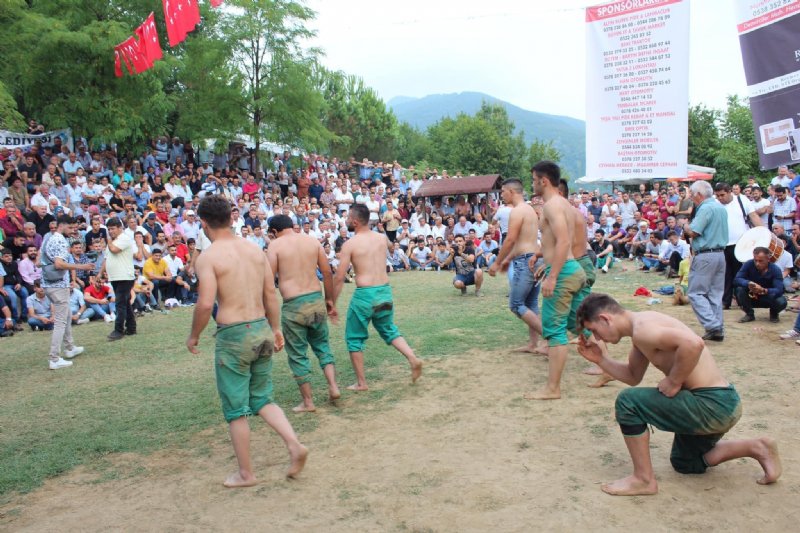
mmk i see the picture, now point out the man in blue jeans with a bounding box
[26,281,55,331]
[488,179,546,354]
[1,247,29,329]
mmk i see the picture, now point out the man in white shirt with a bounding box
[31,183,60,210]
[180,210,201,240]
[771,165,792,188]
[750,186,771,226]
[409,239,433,270]
[100,217,135,340]
[334,187,354,215]
[772,186,797,234]
[714,182,763,309]
[62,153,84,176]
[430,217,447,241]
[408,173,423,196]
[618,192,638,228]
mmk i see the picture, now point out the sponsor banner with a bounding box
[585,0,689,180]
[0,129,74,152]
[737,0,800,169]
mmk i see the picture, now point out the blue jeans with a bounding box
[409,258,431,269]
[70,303,95,321]
[642,257,663,270]
[89,302,116,318]
[476,254,496,268]
[3,285,28,320]
[508,254,540,317]
[28,317,54,330]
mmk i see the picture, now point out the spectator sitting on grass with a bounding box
[69,286,93,325]
[26,281,54,331]
[387,241,410,272]
[592,229,615,273]
[84,274,116,323]
[476,232,498,269]
[433,241,452,271]
[409,238,433,270]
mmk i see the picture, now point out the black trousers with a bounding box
[111,279,136,334]
[723,245,741,308]
[667,251,682,271]
[734,287,787,318]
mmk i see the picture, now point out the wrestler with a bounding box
[187,195,307,488]
[576,293,781,496]
[267,214,340,413]
[332,204,422,391]
[526,162,587,400]
[488,179,546,355]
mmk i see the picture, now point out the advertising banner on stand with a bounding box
[586,0,690,180]
[737,0,800,170]
[0,128,74,152]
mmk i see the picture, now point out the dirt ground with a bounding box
[2,302,798,532]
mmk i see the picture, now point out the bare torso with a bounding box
[344,230,391,287]
[267,233,324,300]
[509,202,540,257]
[540,195,576,265]
[571,208,590,258]
[631,311,728,390]
[200,237,267,324]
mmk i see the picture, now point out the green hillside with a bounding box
[389,92,586,179]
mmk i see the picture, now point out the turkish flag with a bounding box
[114,50,123,77]
[163,0,201,47]
[115,36,149,75]
[135,12,163,67]
[210,0,224,7]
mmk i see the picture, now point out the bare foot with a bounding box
[755,438,782,485]
[601,475,658,496]
[583,364,603,375]
[588,373,615,388]
[411,359,423,383]
[292,402,316,413]
[329,385,341,402]
[523,388,561,400]
[346,383,369,392]
[287,444,308,479]
[513,344,549,356]
[223,472,258,488]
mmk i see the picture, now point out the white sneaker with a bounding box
[76,318,90,325]
[49,357,73,370]
[104,314,113,323]
[602,264,609,273]
[109,313,116,322]
[64,346,84,359]
[779,329,800,340]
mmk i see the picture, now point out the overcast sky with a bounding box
[307,0,746,120]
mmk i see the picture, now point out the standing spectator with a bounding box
[100,217,135,340]
[618,192,638,228]
[1,247,28,325]
[714,182,763,309]
[381,202,401,242]
[771,165,791,188]
[772,186,796,235]
[681,181,728,342]
[40,215,95,369]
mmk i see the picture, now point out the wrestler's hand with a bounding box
[186,335,200,354]
[577,334,604,364]
[500,258,511,273]
[528,255,537,272]
[326,300,339,324]
[541,275,555,298]
[657,376,681,398]
[273,330,285,352]
[533,263,546,281]
[487,262,499,277]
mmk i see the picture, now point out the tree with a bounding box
[528,140,562,170]
[688,104,721,169]
[221,0,330,170]
[0,80,24,130]
[395,122,430,167]
[714,96,768,185]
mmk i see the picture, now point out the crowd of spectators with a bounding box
[1,126,798,339]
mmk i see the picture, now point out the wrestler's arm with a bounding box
[578,336,649,385]
[317,244,338,322]
[640,326,702,397]
[332,241,352,305]
[262,255,284,351]
[493,208,520,266]
[187,254,215,354]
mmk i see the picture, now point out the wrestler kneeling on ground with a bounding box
[575,293,781,496]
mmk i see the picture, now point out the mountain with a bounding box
[388,92,586,179]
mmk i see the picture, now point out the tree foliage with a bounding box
[687,104,721,170]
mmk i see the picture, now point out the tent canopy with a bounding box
[414,174,504,198]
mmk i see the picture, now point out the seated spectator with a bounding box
[18,244,41,292]
[641,231,666,272]
[774,248,795,293]
[443,235,483,296]
[1,247,28,326]
[476,232,498,269]
[68,241,95,289]
[673,254,692,306]
[2,233,28,260]
[409,239,433,270]
[658,230,690,278]
[143,247,176,309]
[592,229,615,273]
[627,221,651,258]
[164,243,194,304]
[733,247,786,323]
[21,222,42,250]
[69,286,93,325]
[132,265,157,313]
[433,241,452,271]
[84,275,116,323]
[387,241,410,272]
[26,281,54,331]
[0,291,14,336]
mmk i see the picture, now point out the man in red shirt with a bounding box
[170,232,189,262]
[84,275,116,322]
[296,171,311,200]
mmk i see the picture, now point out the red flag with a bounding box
[115,36,149,75]
[210,0,224,7]
[114,50,123,77]
[135,12,163,67]
[163,0,201,47]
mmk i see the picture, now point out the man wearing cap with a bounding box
[142,212,163,243]
[163,211,185,239]
[180,210,201,240]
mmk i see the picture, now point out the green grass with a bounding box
[0,266,660,497]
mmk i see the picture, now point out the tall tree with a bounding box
[688,104,721,169]
[714,96,768,185]
[528,140,562,172]
[221,0,329,170]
